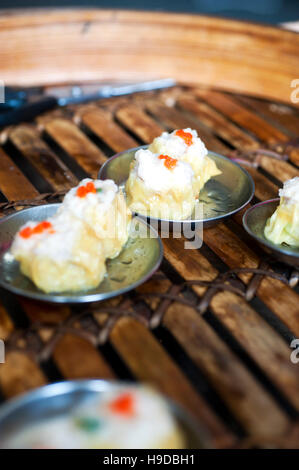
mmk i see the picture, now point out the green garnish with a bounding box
[74,416,102,433]
[96,188,102,193]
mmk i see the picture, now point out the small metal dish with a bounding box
[98,145,255,229]
[243,199,299,268]
[0,204,163,303]
[0,379,209,449]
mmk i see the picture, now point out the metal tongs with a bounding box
[0,78,176,127]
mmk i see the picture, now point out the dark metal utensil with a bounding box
[0,78,176,127]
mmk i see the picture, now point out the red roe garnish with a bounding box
[109,392,135,417]
[76,186,88,198]
[32,221,52,235]
[158,154,177,170]
[19,221,54,239]
[85,182,96,193]
[175,129,193,146]
[76,181,96,198]
[19,227,32,239]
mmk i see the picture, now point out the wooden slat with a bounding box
[244,166,278,201]
[0,302,14,340]
[9,125,77,190]
[135,273,171,310]
[0,148,38,200]
[116,104,163,143]
[163,238,299,411]
[44,118,107,178]
[110,316,235,447]
[20,299,70,325]
[179,93,298,184]
[0,352,47,399]
[80,107,138,153]
[177,95,257,150]
[20,300,115,381]
[164,302,289,438]
[237,95,299,138]
[203,223,299,335]
[137,275,291,438]
[145,99,228,154]
[258,155,298,182]
[194,89,287,144]
[53,334,115,380]
[194,89,299,167]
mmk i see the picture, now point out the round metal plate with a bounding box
[98,146,255,228]
[0,204,163,303]
[0,379,208,449]
[243,199,299,268]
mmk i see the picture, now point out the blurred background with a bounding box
[0,0,299,26]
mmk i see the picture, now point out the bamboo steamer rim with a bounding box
[0,8,298,105]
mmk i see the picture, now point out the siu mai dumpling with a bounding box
[59,179,132,259]
[149,128,221,194]
[264,177,299,247]
[11,212,106,293]
[125,148,197,220]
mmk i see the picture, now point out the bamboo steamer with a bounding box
[0,9,298,104]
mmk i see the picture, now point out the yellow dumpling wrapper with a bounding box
[60,179,131,259]
[12,215,106,293]
[11,179,132,294]
[126,168,197,220]
[149,128,221,195]
[183,154,221,194]
[264,200,299,247]
[125,149,198,220]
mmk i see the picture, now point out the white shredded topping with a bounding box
[133,148,194,193]
[279,177,299,204]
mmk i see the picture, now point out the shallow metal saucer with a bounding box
[0,379,209,449]
[98,145,255,229]
[243,198,299,268]
[0,204,163,303]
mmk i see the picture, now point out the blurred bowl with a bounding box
[0,379,210,449]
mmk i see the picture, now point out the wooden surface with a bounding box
[0,85,299,448]
[0,9,299,105]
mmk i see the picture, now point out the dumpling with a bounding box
[11,212,106,293]
[125,148,197,220]
[149,128,221,194]
[2,385,186,449]
[11,179,132,293]
[264,177,299,246]
[59,179,132,259]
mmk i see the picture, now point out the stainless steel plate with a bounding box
[243,199,299,268]
[0,204,163,303]
[0,380,208,449]
[98,146,255,228]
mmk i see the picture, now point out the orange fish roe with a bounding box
[109,392,135,417]
[158,154,177,170]
[85,181,96,193]
[19,221,54,239]
[76,181,96,198]
[32,221,52,235]
[19,227,32,239]
[175,129,193,146]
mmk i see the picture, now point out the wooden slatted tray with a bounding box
[0,83,299,448]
